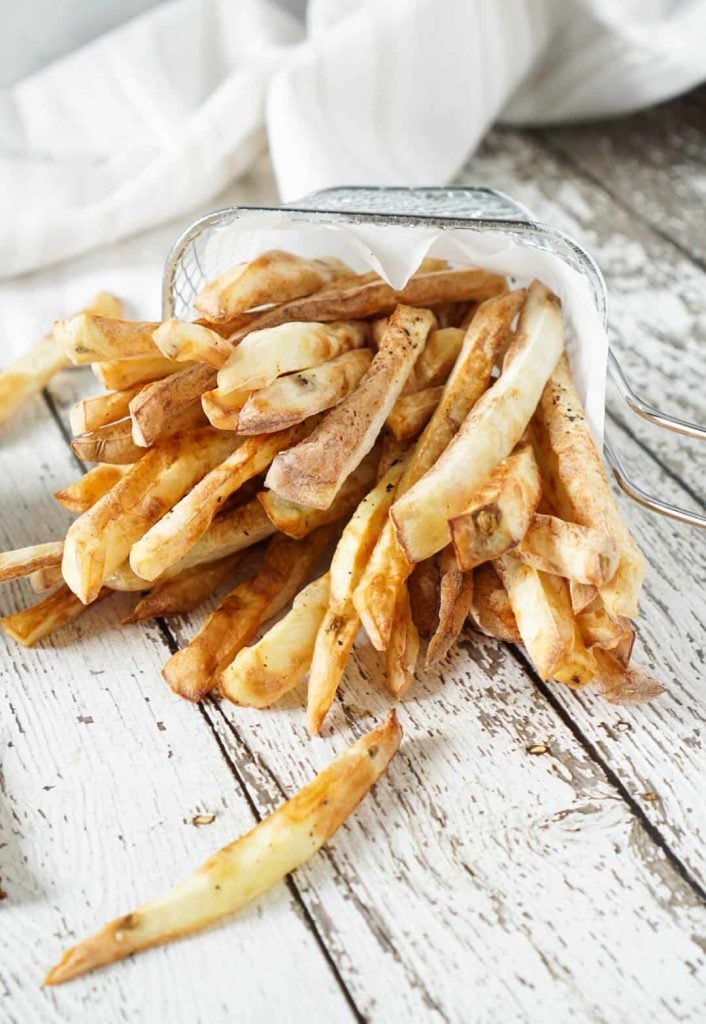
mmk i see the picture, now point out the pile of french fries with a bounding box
[1,249,663,725]
[0,249,665,981]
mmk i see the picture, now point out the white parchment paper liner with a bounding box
[200,213,608,443]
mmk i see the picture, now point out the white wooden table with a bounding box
[1,88,705,1024]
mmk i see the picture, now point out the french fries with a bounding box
[307,459,406,734]
[152,320,235,368]
[353,289,525,650]
[236,349,373,435]
[425,548,474,666]
[216,320,369,394]
[200,386,250,431]
[570,579,598,614]
[266,305,434,509]
[408,558,441,638]
[449,442,541,570]
[71,417,146,465]
[258,453,377,539]
[385,587,420,697]
[1,585,108,647]
[0,293,122,426]
[469,563,521,643]
[45,712,401,985]
[129,421,313,582]
[195,250,351,322]
[386,386,443,442]
[591,649,665,705]
[391,282,563,563]
[518,514,619,586]
[163,528,333,701]
[70,384,143,435]
[576,600,633,654]
[412,327,465,388]
[495,551,596,686]
[219,573,330,707]
[0,541,64,583]
[124,555,242,624]
[63,428,240,604]
[92,353,186,392]
[129,364,216,447]
[532,352,646,618]
[57,316,161,365]
[54,464,130,513]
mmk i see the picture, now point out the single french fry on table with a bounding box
[54,464,130,513]
[354,288,525,651]
[425,548,474,667]
[124,554,243,624]
[258,452,377,539]
[495,550,596,686]
[518,513,619,586]
[0,292,122,426]
[129,420,314,582]
[0,541,65,584]
[216,321,369,394]
[236,349,373,435]
[195,250,351,322]
[468,563,521,644]
[29,564,64,593]
[70,384,143,435]
[1,586,109,647]
[219,573,330,708]
[532,352,645,618]
[391,281,563,565]
[62,428,240,605]
[163,527,334,702]
[307,458,406,735]
[266,305,435,510]
[449,441,541,570]
[385,586,420,698]
[45,711,401,985]
[93,353,187,392]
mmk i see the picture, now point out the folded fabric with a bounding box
[0,0,703,277]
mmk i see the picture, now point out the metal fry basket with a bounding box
[163,186,705,529]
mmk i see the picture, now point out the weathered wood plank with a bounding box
[0,398,353,1024]
[458,125,706,501]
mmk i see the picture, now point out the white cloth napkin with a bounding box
[1,0,704,280]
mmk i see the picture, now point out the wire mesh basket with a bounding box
[163,186,705,529]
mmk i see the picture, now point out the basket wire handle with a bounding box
[608,351,706,441]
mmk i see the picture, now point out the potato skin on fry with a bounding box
[425,548,474,666]
[386,586,420,697]
[0,541,64,584]
[1,586,109,647]
[469,563,520,644]
[45,711,401,985]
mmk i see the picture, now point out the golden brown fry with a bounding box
[152,320,235,368]
[591,649,664,705]
[130,421,313,582]
[449,442,541,570]
[29,564,64,593]
[386,386,443,442]
[576,600,633,654]
[236,349,373,435]
[57,316,161,365]
[1,585,109,647]
[200,386,250,430]
[385,587,419,698]
[219,574,330,708]
[425,548,473,666]
[45,711,401,985]
[469,563,520,644]
[408,557,441,639]
[93,354,187,392]
[129,364,216,447]
[533,352,645,618]
[228,267,506,344]
[266,305,434,510]
[307,601,360,736]
[124,555,242,624]
[392,282,562,563]
[518,513,619,586]
[0,541,64,583]
[54,464,130,513]
[195,250,350,322]
[570,580,598,615]
[63,428,240,604]
[353,289,525,650]
[258,453,377,540]
[71,417,145,465]
[0,293,122,425]
[69,385,143,435]
[163,527,334,702]
[217,321,368,394]
[495,550,596,686]
[413,327,465,388]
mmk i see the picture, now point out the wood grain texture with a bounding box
[1,91,705,1023]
